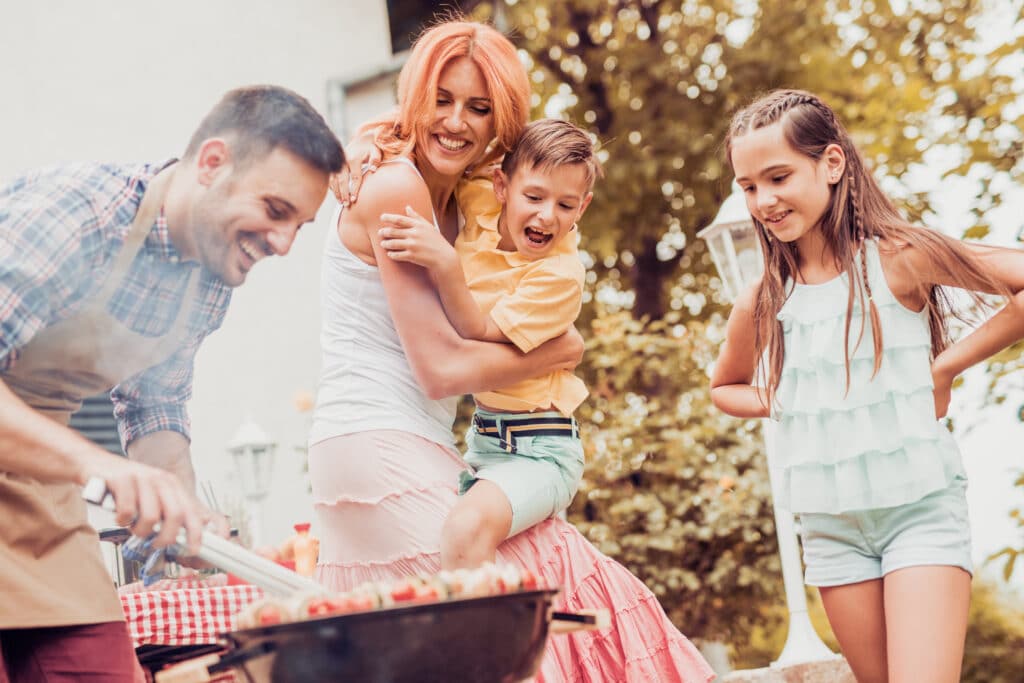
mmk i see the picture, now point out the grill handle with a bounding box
[548,608,611,634]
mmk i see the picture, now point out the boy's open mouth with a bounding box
[525,227,553,245]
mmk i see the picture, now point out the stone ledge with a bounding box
[720,659,855,683]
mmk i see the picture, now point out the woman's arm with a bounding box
[345,165,582,400]
[709,283,771,418]
[378,206,508,343]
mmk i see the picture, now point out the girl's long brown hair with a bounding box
[724,89,1006,409]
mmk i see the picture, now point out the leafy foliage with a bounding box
[455,0,1024,657]
[961,580,1024,683]
[987,469,1024,582]
[569,309,781,642]
[494,0,1024,320]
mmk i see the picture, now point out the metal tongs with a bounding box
[82,476,325,597]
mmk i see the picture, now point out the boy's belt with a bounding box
[472,414,579,454]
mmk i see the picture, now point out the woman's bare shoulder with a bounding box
[350,159,431,219]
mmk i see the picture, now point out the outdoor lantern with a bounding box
[699,188,837,668]
[697,185,763,302]
[227,418,277,545]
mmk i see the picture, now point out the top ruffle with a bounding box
[771,239,963,513]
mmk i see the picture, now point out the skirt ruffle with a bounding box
[310,430,714,682]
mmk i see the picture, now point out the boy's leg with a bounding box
[441,480,513,569]
[819,580,888,683]
[883,566,970,683]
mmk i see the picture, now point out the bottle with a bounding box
[291,522,320,577]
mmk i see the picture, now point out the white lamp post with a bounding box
[227,418,277,547]
[699,186,837,667]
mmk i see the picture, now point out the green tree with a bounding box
[961,580,1024,683]
[572,309,781,644]
[498,0,1024,321]
[461,0,1024,659]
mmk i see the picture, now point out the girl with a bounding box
[710,88,1024,682]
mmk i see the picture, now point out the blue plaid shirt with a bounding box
[0,161,232,447]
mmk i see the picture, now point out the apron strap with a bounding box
[93,165,177,303]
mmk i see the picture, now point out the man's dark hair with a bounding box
[184,85,345,174]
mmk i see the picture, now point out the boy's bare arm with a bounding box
[430,260,511,343]
[378,206,509,343]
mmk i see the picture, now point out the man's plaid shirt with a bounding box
[0,161,232,447]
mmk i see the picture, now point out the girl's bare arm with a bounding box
[710,283,772,418]
[920,242,1024,381]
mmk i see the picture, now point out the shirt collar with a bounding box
[141,160,185,264]
[474,202,502,235]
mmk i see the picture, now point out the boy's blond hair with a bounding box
[500,119,603,189]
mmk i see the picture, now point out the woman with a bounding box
[308,20,714,682]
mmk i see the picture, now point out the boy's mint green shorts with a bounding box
[459,408,584,538]
[797,475,972,587]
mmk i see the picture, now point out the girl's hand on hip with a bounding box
[379,206,458,273]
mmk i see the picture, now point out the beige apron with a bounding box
[0,165,201,628]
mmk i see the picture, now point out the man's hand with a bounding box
[379,206,459,274]
[81,450,207,555]
[120,430,217,555]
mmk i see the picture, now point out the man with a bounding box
[0,85,344,680]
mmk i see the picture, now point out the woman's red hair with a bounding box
[360,20,531,170]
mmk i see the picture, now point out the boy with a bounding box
[379,119,601,568]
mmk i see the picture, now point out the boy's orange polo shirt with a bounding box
[455,177,587,416]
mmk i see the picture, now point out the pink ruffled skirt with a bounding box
[309,430,714,683]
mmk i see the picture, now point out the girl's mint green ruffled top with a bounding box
[773,238,964,514]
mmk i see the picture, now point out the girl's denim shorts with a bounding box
[797,475,972,587]
[459,408,584,538]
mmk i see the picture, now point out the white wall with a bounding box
[0,0,394,546]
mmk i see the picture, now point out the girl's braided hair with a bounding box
[724,89,1004,410]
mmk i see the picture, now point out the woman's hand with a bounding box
[379,206,459,274]
[330,131,384,206]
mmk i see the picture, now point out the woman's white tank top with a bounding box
[308,157,458,449]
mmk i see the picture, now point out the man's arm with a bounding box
[113,328,233,541]
[0,379,207,551]
[112,312,225,494]
[0,167,209,551]
[125,430,196,492]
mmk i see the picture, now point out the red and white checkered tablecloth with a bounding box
[118,571,232,594]
[120,584,265,648]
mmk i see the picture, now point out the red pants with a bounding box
[0,621,144,682]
